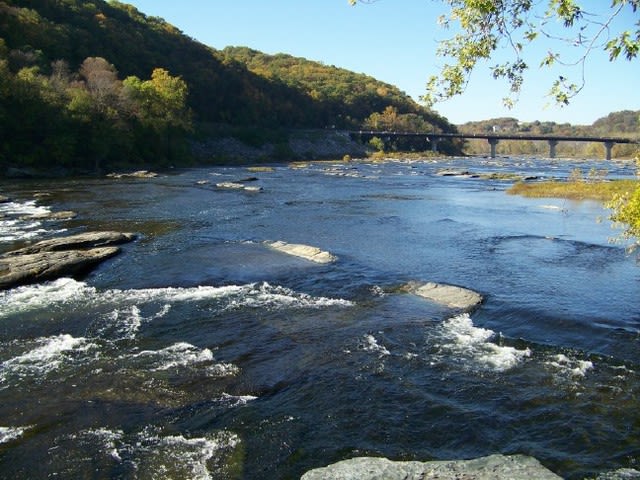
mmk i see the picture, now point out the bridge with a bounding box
[348,130,639,160]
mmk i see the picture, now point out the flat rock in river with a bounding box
[5,231,136,256]
[20,210,77,221]
[264,240,336,264]
[301,454,562,480]
[0,247,121,289]
[405,281,482,310]
[0,231,136,289]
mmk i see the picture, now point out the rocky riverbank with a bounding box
[191,129,369,163]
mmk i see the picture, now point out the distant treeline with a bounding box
[458,113,640,158]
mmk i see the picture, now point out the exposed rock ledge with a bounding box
[0,231,136,289]
[404,281,483,310]
[106,170,158,179]
[264,240,336,264]
[301,454,562,480]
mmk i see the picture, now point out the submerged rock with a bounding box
[301,454,562,480]
[216,181,245,189]
[264,240,336,264]
[107,170,158,179]
[216,181,263,192]
[0,231,136,289]
[405,281,482,310]
[20,210,77,221]
[436,169,471,177]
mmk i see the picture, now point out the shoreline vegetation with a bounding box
[508,178,640,202]
[507,165,640,247]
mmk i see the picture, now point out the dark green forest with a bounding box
[0,0,454,174]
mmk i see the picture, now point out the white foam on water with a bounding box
[237,282,354,310]
[132,342,213,370]
[89,303,172,343]
[105,284,249,305]
[219,392,258,407]
[137,430,240,480]
[0,200,66,242]
[83,428,125,462]
[361,334,390,357]
[0,425,31,444]
[434,313,531,372]
[0,278,97,318]
[129,342,239,377]
[0,200,50,217]
[1,279,352,320]
[0,334,98,385]
[545,353,593,383]
[79,428,240,478]
[103,306,144,342]
[206,362,241,377]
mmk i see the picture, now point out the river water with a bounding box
[0,157,638,479]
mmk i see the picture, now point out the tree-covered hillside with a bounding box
[0,0,453,128]
[458,111,639,157]
[458,111,640,137]
[0,0,457,173]
[221,47,453,132]
[0,0,314,126]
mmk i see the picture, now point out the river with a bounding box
[0,156,638,479]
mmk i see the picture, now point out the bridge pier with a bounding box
[488,138,499,158]
[430,137,438,153]
[548,140,559,158]
[604,141,614,161]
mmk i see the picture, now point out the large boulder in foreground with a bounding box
[264,240,336,264]
[404,281,483,310]
[0,231,136,289]
[301,454,562,480]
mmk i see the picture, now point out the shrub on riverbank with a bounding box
[507,179,639,202]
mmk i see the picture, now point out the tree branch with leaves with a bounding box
[350,0,639,108]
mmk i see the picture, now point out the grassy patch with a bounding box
[507,179,640,202]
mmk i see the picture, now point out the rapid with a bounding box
[0,156,638,479]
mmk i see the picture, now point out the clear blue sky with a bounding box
[123,0,638,125]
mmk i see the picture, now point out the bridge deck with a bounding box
[348,130,638,160]
[349,130,638,144]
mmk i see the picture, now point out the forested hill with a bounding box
[458,111,640,137]
[0,0,449,129]
[457,111,639,157]
[0,0,457,173]
[221,47,453,132]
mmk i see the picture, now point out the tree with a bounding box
[350,0,638,107]
[123,68,192,164]
[608,155,640,250]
